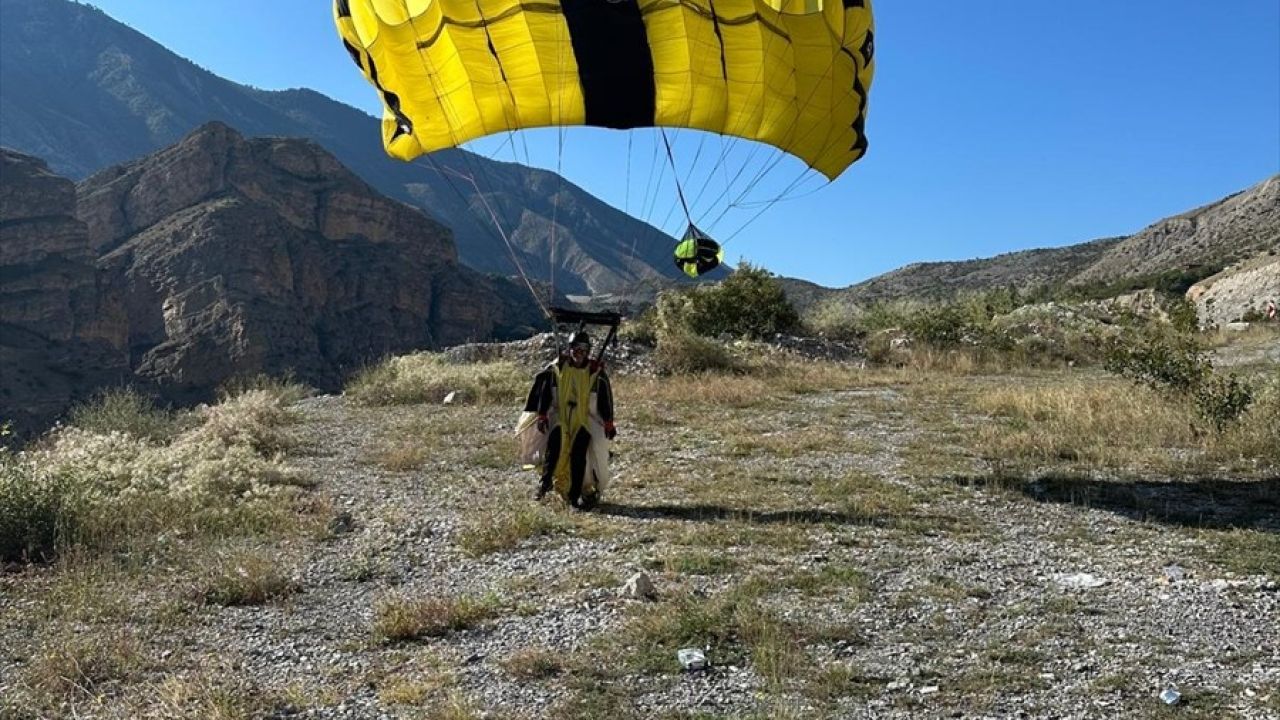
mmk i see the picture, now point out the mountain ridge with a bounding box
[779,175,1278,316]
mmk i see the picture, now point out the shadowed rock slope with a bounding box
[1,124,547,432]
[74,122,546,404]
[0,149,128,434]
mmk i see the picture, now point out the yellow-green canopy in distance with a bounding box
[334,0,875,180]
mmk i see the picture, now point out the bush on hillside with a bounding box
[801,296,864,341]
[1104,328,1254,431]
[619,307,659,345]
[3,383,307,565]
[653,328,741,375]
[674,263,800,340]
[1104,329,1210,395]
[218,372,312,405]
[0,456,82,563]
[1214,374,1280,462]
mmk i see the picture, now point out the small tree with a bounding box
[683,262,800,340]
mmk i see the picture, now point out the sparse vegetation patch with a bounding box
[347,354,526,406]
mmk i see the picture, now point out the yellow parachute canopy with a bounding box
[334,0,875,180]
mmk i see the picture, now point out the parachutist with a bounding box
[520,330,616,509]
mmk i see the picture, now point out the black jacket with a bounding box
[522,357,614,424]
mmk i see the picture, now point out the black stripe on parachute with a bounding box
[560,0,656,130]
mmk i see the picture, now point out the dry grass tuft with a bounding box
[499,647,565,680]
[347,353,526,406]
[23,627,150,701]
[4,382,311,565]
[146,667,288,720]
[68,386,184,443]
[457,503,571,556]
[372,592,498,641]
[662,549,738,576]
[610,579,810,687]
[195,548,300,606]
[974,378,1194,467]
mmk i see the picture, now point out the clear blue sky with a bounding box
[87,1,1280,288]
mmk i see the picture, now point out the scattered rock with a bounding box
[677,648,708,671]
[1055,572,1108,589]
[620,572,656,601]
[327,511,356,536]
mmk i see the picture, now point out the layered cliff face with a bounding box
[72,122,542,403]
[1,124,545,433]
[0,150,128,433]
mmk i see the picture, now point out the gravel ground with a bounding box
[2,355,1277,719]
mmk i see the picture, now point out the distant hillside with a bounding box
[786,175,1278,315]
[1072,176,1279,284]
[834,237,1123,306]
[0,0,721,295]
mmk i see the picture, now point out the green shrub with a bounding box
[1104,329,1210,394]
[1215,375,1280,462]
[1104,328,1255,430]
[903,304,975,348]
[618,307,659,345]
[801,296,864,341]
[68,387,177,443]
[1167,298,1201,334]
[681,263,800,340]
[0,458,83,563]
[1195,373,1255,433]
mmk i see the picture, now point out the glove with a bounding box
[536,415,548,433]
[604,421,617,441]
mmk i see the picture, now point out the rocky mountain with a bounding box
[1072,176,1280,284]
[817,237,1124,308]
[1,124,547,433]
[0,0,715,295]
[0,149,129,434]
[791,175,1279,325]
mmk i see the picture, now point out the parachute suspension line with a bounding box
[548,17,572,315]
[720,41,849,241]
[625,132,634,217]
[550,122,568,304]
[639,129,667,229]
[400,0,549,314]
[686,130,732,225]
[420,156,549,318]
[658,129,710,234]
[659,128,693,228]
[625,132,642,274]
[696,19,782,235]
[719,19,838,220]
